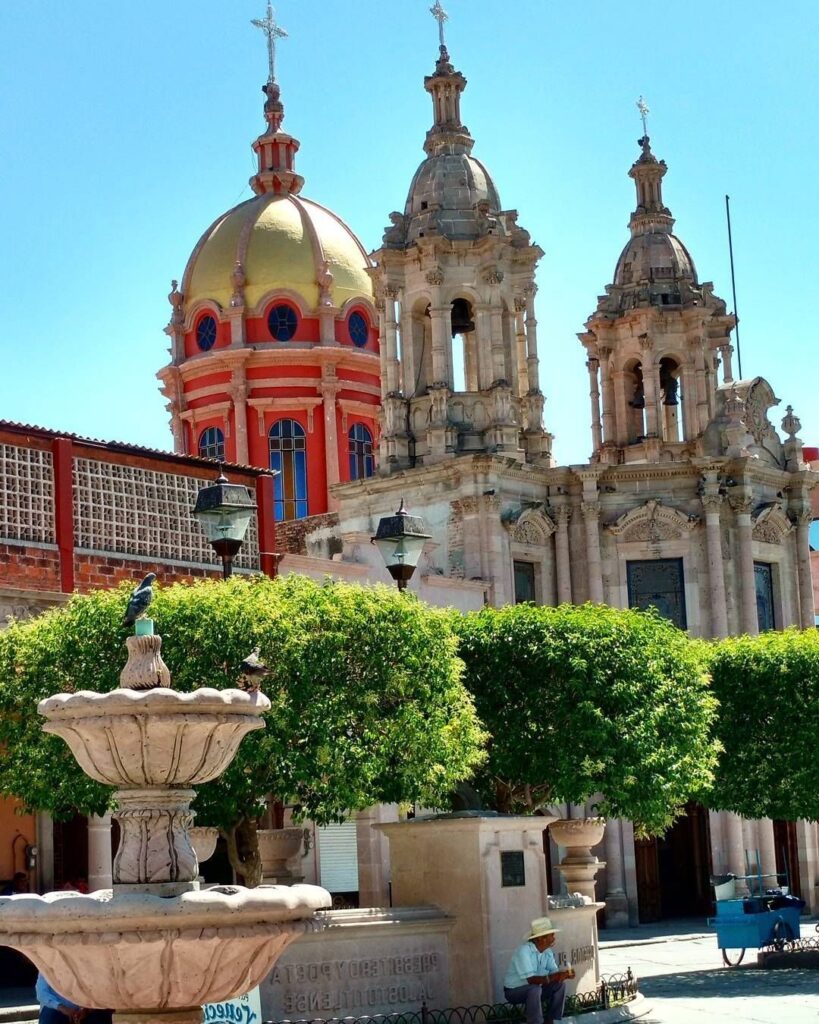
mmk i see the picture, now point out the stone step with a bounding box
[0,1005,38,1024]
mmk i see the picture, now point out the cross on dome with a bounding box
[430,1,449,50]
[252,2,288,85]
[636,96,650,137]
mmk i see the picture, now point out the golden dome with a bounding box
[182,193,373,312]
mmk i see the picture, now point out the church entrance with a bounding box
[634,802,712,922]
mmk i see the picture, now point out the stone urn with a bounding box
[549,817,607,901]
[258,827,305,883]
[189,827,219,865]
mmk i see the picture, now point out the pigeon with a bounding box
[123,573,157,626]
[237,647,270,692]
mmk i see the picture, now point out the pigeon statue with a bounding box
[237,647,270,692]
[123,573,157,626]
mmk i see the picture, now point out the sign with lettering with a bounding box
[548,905,602,998]
[204,987,262,1024]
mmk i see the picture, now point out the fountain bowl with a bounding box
[0,884,331,1010]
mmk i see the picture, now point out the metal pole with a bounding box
[725,195,742,379]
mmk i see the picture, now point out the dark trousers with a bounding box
[504,980,567,1024]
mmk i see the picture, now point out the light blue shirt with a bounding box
[503,941,559,989]
[36,974,79,1012]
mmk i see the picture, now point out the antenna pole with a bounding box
[725,194,742,379]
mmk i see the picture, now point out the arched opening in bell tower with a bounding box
[625,360,647,442]
[408,301,433,397]
[450,297,476,393]
[660,357,683,442]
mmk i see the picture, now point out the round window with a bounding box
[196,315,217,351]
[348,311,369,348]
[268,304,299,341]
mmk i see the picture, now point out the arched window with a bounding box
[267,304,299,341]
[198,426,225,460]
[269,419,307,521]
[348,311,369,347]
[348,424,374,480]
[196,315,218,351]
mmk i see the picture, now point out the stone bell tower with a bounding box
[579,135,736,465]
[369,15,552,472]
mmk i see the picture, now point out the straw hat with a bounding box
[527,917,559,940]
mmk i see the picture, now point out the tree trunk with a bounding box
[221,816,263,887]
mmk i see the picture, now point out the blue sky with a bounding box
[1,1,816,467]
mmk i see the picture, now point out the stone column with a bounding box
[724,812,749,895]
[356,804,399,908]
[426,270,450,386]
[582,501,604,604]
[700,476,729,638]
[87,812,113,891]
[757,818,778,883]
[230,375,249,466]
[720,343,735,384]
[586,358,602,452]
[514,299,528,396]
[603,818,629,927]
[793,507,816,629]
[612,370,630,447]
[383,287,401,396]
[641,349,659,438]
[524,283,540,396]
[730,491,759,635]
[554,504,573,604]
[400,305,416,396]
[597,348,615,446]
[320,374,342,508]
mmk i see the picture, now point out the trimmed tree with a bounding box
[0,574,485,884]
[453,602,718,836]
[708,628,819,822]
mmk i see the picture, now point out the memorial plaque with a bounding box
[500,850,525,887]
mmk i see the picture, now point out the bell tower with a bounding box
[579,130,736,465]
[369,5,552,471]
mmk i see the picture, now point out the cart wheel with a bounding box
[771,919,794,951]
[721,947,746,967]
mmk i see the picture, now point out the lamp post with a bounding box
[371,501,431,592]
[192,469,257,579]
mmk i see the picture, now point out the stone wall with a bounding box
[275,512,340,555]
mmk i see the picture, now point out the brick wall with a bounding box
[276,512,340,555]
[0,542,61,592]
[73,554,221,593]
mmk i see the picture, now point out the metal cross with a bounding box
[430,1,449,49]
[252,2,288,84]
[636,96,650,136]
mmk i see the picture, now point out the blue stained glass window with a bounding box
[268,304,299,341]
[348,423,374,480]
[754,562,776,632]
[269,419,308,520]
[196,315,218,351]
[198,426,225,460]
[348,311,369,348]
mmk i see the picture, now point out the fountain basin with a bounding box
[39,688,269,788]
[0,884,330,1010]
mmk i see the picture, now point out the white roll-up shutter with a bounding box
[317,820,359,893]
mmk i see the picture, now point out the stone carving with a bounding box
[481,265,504,286]
[168,279,185,325]
[258,827,306,882]
[383,211,407,246]
[317,259,335,306]
[607,499,699,541]
[752,504,793,544]
[425,268,445,287]
[230,261,246,307]
[119,633,171,690]
[781,404,801,440]
[505,506,556,546]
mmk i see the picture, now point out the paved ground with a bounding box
[599,918,819,1023]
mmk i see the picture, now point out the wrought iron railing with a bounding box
[266,970,639,1024]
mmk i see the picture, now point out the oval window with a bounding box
[348,311,369,348]
[196,315,217,351]
[268,304,299,341]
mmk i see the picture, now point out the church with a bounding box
[2,5,818,925]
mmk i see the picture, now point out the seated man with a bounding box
[503,917,575,1024]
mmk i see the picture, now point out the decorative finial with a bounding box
[252,2,288,85]
[781,405,802,441]
[430,1,449,51]
[637,95,650,137]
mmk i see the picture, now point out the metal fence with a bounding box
[266,971,639,1024]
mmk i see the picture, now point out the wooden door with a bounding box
[773,820,802,899]
[635,837,661,922]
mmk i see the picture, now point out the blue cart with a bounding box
[708,897,802,966]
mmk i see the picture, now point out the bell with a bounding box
[450,298,475,336]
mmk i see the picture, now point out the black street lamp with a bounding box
[372,501,431,592]
[192,469,257,579]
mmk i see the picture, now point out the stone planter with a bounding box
[258,828,305,882]
[549,817,606,901]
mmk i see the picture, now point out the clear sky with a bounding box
[1,1,817,467]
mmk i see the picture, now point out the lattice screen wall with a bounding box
[0,444,55,544]
[72,458,260,569]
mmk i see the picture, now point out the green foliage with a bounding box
[0,576,485,829]
[707,628,819,822]
[453,602,718,836]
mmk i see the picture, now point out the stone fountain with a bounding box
[0,626,331,1024]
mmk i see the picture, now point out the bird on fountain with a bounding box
[237,648,270,692]
[123,573,157,627]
